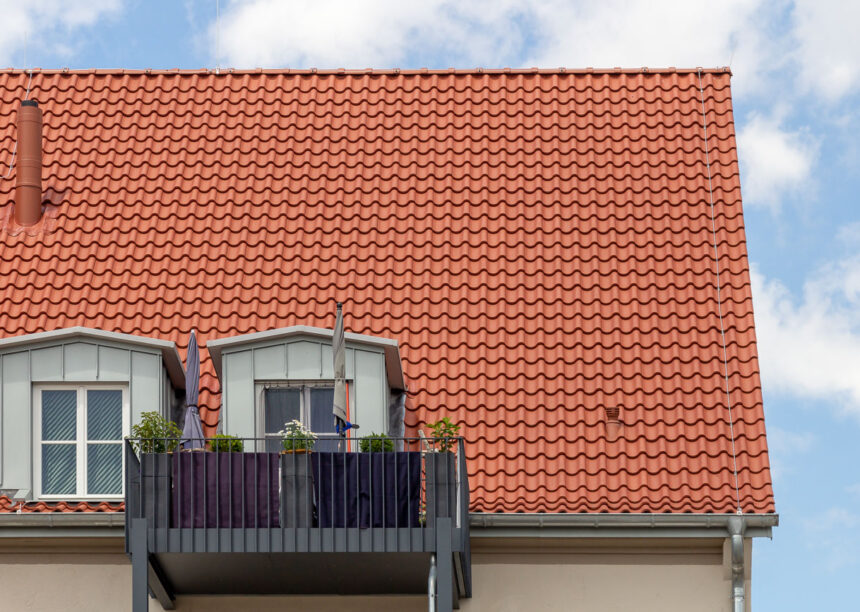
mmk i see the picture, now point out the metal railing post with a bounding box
[435,517,453,612]
[130,517,148,612]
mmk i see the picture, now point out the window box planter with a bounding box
[312,452,422,528]
[171,452,280,528]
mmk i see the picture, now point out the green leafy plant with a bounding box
[426,417,461,452]
[131,411,182,454]
[209,434,244,453]
[359,432,394,453]
[279,419,316,452]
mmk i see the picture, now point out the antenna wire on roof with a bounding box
[697,69,743,515]
[4,70,33,179]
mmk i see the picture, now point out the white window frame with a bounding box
[257,380,345,444]
[33,384,129,501]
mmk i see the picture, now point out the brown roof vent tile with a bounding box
[605,406,622,442]
[14,99,42,227]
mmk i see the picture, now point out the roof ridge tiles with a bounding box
[0,66,732,76]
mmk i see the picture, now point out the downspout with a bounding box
[428,553,437,612]
[728,516,746,612]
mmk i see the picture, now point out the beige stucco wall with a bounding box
[0,536,753,611]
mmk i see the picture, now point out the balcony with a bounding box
[124,437,471,611]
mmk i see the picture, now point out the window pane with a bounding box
[314,436,341,453]
[264,388,300,434]
[87,390,123,440]
[310,387,337,434]
[42,444,76,495]
[42,390,77,441]
[87,444,122,495]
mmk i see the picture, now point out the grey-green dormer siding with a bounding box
[220,338,387,440]
[0,329,184,496]
[208,326,406,444]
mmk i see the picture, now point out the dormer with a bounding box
[0,327,184,501]
[207,326,406,450]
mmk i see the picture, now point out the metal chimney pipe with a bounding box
[14,100,42,226]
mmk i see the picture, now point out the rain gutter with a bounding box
[469,512,778,539]
[0,512,125,538]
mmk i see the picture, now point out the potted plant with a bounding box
[359,432,394,453]
[209,434,244,453]
[279,419,316,454]
[131,411,181,528]
[278,420,315,527]
[424,417,460,526]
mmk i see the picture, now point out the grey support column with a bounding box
[435,517,453,612]
[131,518,149,612]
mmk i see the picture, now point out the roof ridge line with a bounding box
[0,67,733,76]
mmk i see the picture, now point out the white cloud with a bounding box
[736,111,817,208]
[0,0,121,65]
[523,0,783,97]
[208,0,859,107]
[751,256,860,415]
[212,1,782,90]
[214,0,526,69]
[792,0,860,101]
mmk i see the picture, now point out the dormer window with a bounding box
[34,385,128,499]
[207,325,407,447]
[0,327,186,502]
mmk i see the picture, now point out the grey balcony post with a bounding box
[131,517,149,612]
[435,517,453,612]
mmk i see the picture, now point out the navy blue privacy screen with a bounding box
[171,452,280,528]
[312,452,422,528]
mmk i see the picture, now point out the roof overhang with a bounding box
[207,325,406,390]
[0,327,185,388]
[0,511,125,539]
[469,513,779,539]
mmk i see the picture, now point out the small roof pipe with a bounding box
[14,99,43,226]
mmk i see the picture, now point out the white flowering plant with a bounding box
[279,419,316,452]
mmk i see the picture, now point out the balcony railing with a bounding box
[124,436,470,612]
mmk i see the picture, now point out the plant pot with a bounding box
[279,453,314,527]
[280,448,310,455]
[425,451,457,526]
[140,453,172,529]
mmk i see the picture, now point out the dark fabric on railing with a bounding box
[171,452,280,528]
[312,452,421,528]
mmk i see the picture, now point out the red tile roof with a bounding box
[0,494,123,513]
[0,68,774,514]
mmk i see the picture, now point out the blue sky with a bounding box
[2,1,859,609]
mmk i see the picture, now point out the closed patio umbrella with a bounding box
[332,303,348,429]
[181,329,205,449]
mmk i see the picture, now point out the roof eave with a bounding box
[469,512,779,539]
